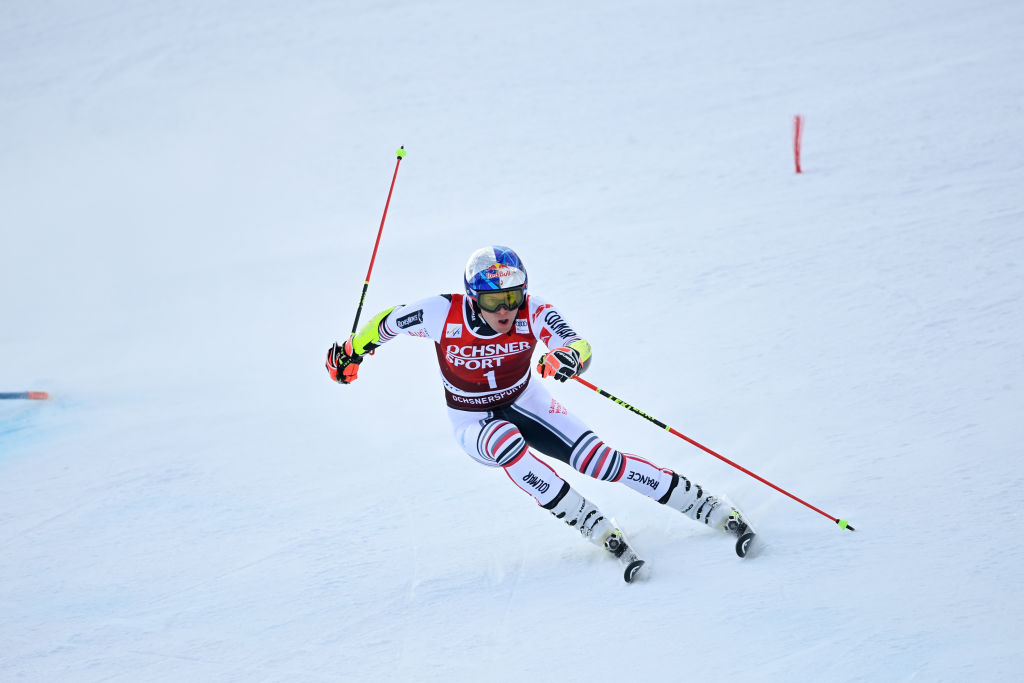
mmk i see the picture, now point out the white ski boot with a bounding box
[547,486,645,582]
[663,474,756,558]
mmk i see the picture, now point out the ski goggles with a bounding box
[476,287,526,312]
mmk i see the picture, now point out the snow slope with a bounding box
[3,1,1023,680]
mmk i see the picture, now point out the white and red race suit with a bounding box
[362,292,585,410]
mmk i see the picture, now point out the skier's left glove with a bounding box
[537,346,582,382]
[326,337,363,384]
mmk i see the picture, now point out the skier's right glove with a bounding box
[537,346,582,382]
[326,337,363,384]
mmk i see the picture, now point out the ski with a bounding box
[736,531,756,558]
[623,557,645,583]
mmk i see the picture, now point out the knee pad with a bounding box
[472,419,528,467]
[569,432,625,482]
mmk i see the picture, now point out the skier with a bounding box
[326,246,752,581]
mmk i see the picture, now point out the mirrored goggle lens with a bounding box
[477,288,525,312]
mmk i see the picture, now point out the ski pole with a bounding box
[0,391,50,400]
[571,375,855,531]
[350,146,406,335]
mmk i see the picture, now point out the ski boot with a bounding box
[547,485,645,582]
[663,473,757,558]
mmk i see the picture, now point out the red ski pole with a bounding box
[350,146,406,335]
[571,375,854,531]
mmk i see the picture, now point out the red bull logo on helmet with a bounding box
[484,264,513,281]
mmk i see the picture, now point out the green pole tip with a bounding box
[838,519,855,531]
[396,146,406,159]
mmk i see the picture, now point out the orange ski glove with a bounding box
[326,337,363,384]
[536,346,582,383]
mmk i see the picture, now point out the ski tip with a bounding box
[624,559,645,583]
[735,531,756,558]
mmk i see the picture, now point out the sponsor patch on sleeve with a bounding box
[396,310,424,329]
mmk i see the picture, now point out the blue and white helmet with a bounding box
[464,245,528,301]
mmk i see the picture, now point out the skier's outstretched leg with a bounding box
[482,381,752,542]
[615,451,751,539]
[449,410,644,580]
[537,407,743,531]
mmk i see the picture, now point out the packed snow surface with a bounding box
[3,1,1023,680]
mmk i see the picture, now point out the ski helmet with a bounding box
[464,246,528,305]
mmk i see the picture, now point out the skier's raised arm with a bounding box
[325,295,451,384]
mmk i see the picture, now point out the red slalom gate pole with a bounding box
[350,146,406,335]
[794,114,804,173]
[571,375,854,530]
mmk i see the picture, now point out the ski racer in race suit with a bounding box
[326,246,749,568]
